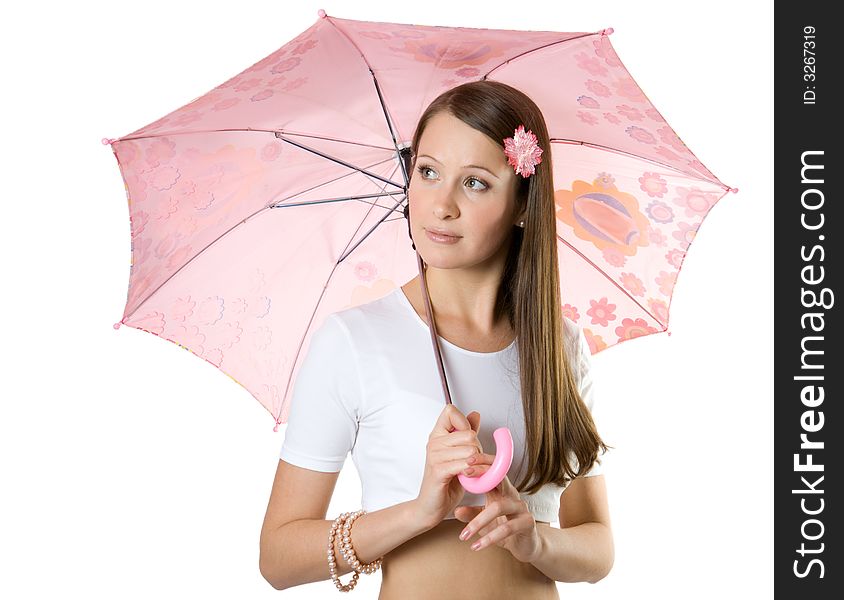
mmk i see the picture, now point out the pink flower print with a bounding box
[169,324,206,354]
[645,108,665,123]
[587,297,617,327]
[665,248,685,269]
[638,172,668,198]
[135,310,166,335]
[441,78,460,88]
[645,200,674,224]
[145,138,177,168]
[673,186,717,218]
[170,296,197,322]
[658,126,687,154]
[602,247,626,267]
[120,142,141,166]
[648,226,668,247]
[583,328,608,353]
[616,105,644,121]
[174,178,196,197]
[655,270,678,296]
[292,39,318,55]
[615,317,658,341]
[626,126,656,144]
[261,142,283,161]
[268,76,287,86]
[647,298,670,324]
[455,66,480,78]
[234,78,262,92]
[561,303,580,322]
[577,111,599,126]
[214,321,243,350]
[574,52,608,76]
[603,112,621,125]
[282,77,308,92]
[354,261,378,282]
[577,95,601,109]
[655,145,683,163]
[251,89,274,102]
[595,172,615,189]
[270,57,301,74]
[166,244,194,271]
[190,189,215,211]
[612,77,647,102]
[231,298,248,314]
[212,97,240,111]
[585,79,612,97]
[673,221,700,250]
[253,325,273,351]
[198,296,225,326]
[592,39,622,67]
[621,272,646,297]
[150,196,179,221]
[149,165,180,192]
[203,348,224,367]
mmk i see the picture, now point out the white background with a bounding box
[1,0,772,598]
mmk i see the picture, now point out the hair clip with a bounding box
[503,125,543,178]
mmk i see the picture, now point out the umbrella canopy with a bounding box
[107,9,734,429]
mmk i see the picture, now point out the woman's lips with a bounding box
[425,229,461,244]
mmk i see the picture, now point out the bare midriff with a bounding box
[378,518,560,600]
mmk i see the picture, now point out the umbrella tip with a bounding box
[318,8,327,18]
[113,321,122,330]
[102,137,116,146]
[273,421,281,432]
[600,27,614,36]
[729,186,739,194]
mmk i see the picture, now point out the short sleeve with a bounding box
[279,314,362,472]
[573,324,604,478]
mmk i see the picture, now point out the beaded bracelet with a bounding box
[328,509,383,592]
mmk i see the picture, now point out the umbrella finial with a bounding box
[102,137,116,145]
[318,9,327,18]
[600,27,614,36]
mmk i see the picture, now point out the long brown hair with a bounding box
[408,80,607,494]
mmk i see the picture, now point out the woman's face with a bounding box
[409,111,523,271]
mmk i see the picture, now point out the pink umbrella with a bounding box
[106,10,734,491]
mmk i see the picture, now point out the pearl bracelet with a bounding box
[328,509,383,592]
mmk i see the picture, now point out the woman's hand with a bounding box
[414,405,487,529]
[454,474,542,563]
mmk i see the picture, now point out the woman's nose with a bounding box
[432,186,460,219]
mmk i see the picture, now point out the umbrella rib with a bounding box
[116,127,392,152]
[556,233,666,329]
[549,138,728,189]
[482,31,604,80]
[275,134,403,189]
[268,156,397,207]
[324,17,407,182]
[270,191,405,212]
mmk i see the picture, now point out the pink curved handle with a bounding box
[457,427,514,494]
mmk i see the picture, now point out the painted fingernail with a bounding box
[471,541,482,551]
[459,529,471,541]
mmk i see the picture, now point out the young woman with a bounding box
[259,81,613,599]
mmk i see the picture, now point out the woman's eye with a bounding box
[466,177,487,191]
[417,165,435,179]
[416,165,487,191]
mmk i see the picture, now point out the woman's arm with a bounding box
[528,475,614,583]
[260,459,437,590]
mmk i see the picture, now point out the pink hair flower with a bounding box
[503,124,543,177]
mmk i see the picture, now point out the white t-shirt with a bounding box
[279,287,603,524]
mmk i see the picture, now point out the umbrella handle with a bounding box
[457,427,514,494]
